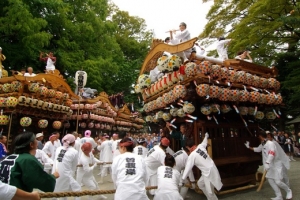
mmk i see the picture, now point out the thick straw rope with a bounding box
[39,186,158,198]
[77,162,112,167]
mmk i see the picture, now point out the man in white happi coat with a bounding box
[35,149,53,174]
[182,133,222,200]
[72,132,81,152]
[245,132,292,200]
[169,22,191,63]
[112,138,148,200]
[42,134,57,161]
[154,155,182,200]
[173,140,196,199]
[216,36,231,60]
[133,138,148,159]
[97,134,113,183]
[53,134,81,200]
[144,137,169,195]
[76,143,107,200]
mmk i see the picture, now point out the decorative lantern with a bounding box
[244,73,253,85]
[239,90,250,102]
[88,122,94,128]
[0,98,6,107]
[170,71,180,84]
[248,107,255,115]
[156,97,166,108]
[145,116,153,122]
[156,111,164,119]
[2,83,12,93]
[55,91,63,99]
[157,55,171,72]
[52,121,62,129]
[173,85,187,99]
[138,74,151,88]
[47,89,56,98]
[255,111,264,120]
[228,70,237,82]
[177,108,185,118]
[220,67,228,79]
[199,61,212,75]
[75,71,87,88]
[183,103,195,114]
[185,62,197,77]
[162,113,172,121]
[249,91,260,103]
[39,86,48,96]
[266,112,276,121]
[196,84,210,97]
[200,104,212,115]
[236,71,246,83]
[228,89,240,101]
[134,84,142,93]
[239,107,248,115]
[62,93,69,100]
[170,108,178,117]
[20,117,32,127]
[220,104,231,113]
[11,81,23,92]
[0,114,9,125]
[38,119,48,128]
[266,94,276,105]
[252,75,260,87]
[162,92,172,105]
[218,88,229,101]
[259,78,269,88]
[6,97,18,107]
[167,54,182,71]
[28,83,39,93]
[258,94,267,104]
[209,86,221,99]
[211,65,221,78]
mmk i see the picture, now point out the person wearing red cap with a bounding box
[154,154,182,200]
[97,133,113,184]
[182,133,223,200]
[112,138,148,200]
[76,142,107,200]
[144,137,170,195]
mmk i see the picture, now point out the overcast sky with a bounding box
[112,0,214,40]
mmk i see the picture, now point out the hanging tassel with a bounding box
[142,101,144,106]
[254,106,257,116]
[164,107,170,110]
[248,120,254,123]
[258,126,264,131]
[278,109,281,115]
[171,118,176,124]
[194,80,197,87]
[242,118,248,127]
[264,89,271,94]
[185,119,193,123]
[186,114,197,120]
[213,115,218,124]
[226,81,231,87]
[250,86,259,91]
[273,92,278,99]
[144,89,150,97]
[170,124,177,129]
[207,115,212,120]
[148,126,151,132]
[243,85,248,92]
[170,105,174,108]
[233,105,239,113]
[271,124,278,131]
[215,80,219,84]
[177,102,184,107]
[131,103,134,112]
[214,104,220,114]
[138,96,140,104]
[206,95,210,99]
[208,75,211,83]
[273,109,280,118]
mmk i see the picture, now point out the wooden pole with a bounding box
[75,90,81,133]
[7,112,13,149]
[257,170,267,192]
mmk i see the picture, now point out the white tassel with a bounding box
[278,110,281,115]
[206,95,210,99]
[242,118,248,127]
[243,85,248,92]
[207,116,212,120]
[171,118,176,124]
[215,80,219,84]
[250,86,259,91]
[271,124,278,131]
[264,89,271,94]
[273,109,280,118]
[233,105,239,113]
[273,92,278,99]
[185,119,193,123]
[208,75,211,83]
[194,80,197,87]
[177,103,184,107]
[170,105,174,108]
[170,124,177,129]
[254,106,257,116]
[164,107,170,110]
[213,115,218,124]
[186,114,197,120]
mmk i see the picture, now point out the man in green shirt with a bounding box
[166,123,187,149]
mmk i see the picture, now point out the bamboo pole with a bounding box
[6,112,13,149]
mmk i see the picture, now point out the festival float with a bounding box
[0,70,144,149]
[135,38,281,194]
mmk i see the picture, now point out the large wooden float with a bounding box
[137,38,281,193]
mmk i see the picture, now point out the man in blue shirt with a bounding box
[0,135,8,160]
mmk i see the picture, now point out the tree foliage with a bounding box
[200,0,300,116]
[0,0,152,106]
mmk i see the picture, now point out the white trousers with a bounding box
[197,176,218,200]
[267,178,289,198]
[147,174,157,195]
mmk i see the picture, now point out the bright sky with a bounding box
[112,0,214,41]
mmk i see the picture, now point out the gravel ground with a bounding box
[43,157,299,200]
